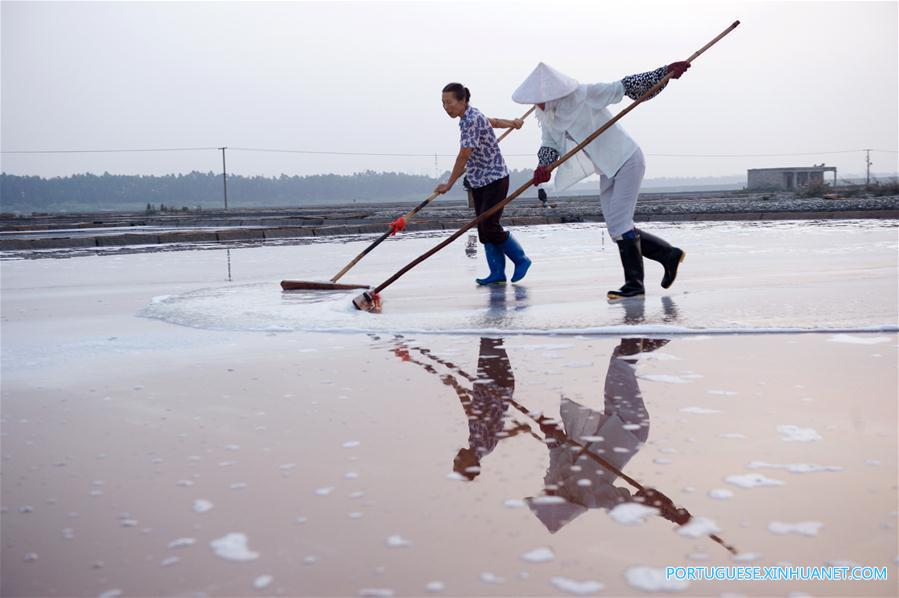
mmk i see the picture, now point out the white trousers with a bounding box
[599,147,645,240]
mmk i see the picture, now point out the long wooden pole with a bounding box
[355,21,740,308]
[329,105,537,283]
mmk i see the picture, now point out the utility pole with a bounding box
[865,148,872,186]
[434,153,438,180]
[220,147,229,210]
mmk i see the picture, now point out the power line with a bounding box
[2,146,897,158]
[1,147,219,154]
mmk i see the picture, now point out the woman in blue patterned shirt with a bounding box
[435,82,532,286]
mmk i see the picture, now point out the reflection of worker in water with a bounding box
[391,337,528,481]
[526,337,673,532]
[454,337,530,479]
[537,187,548,208]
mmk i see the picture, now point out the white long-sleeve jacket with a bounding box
[538,66,668,191]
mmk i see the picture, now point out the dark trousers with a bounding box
[472,176,510,245]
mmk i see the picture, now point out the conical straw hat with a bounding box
[512,62,579,104]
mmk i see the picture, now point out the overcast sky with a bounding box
[2,0,897,181]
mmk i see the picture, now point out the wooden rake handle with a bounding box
[330,105,537,283]
[369,21,740,296]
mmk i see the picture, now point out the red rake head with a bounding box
[352,291,381,312]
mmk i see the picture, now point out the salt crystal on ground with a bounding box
[253,575,273,589]
[520,547,555,563]
[768,521,823,536]
[210,533,259,561]
[680,406,721,414]
[708,489,734,500]
[776,425,821,442]
[639,374,689,384]
[609,503,658,525]
[550,576,605,595]
[725,474,785,488]
[386,534,412,548]
[677,516,721,538]
[425,581,445,593]
[748,461,841,474]
[193,499,213,513]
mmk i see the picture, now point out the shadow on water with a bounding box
[379,296,738,555]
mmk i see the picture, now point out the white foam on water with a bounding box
[680,406,722,414]
[677,516,721,538]
[504,499,526,509]
[708,489,734,500]
[209,533,259,561]
[520,547,555,563]
[639,374,690,384]
[608,503,659,525]
[829,334,892,345]
[192,499,213,513]
[707,390,738,396]
[480,572,505,584]
[725,474,785,488]
[168,537,196,548]
[386,534,412,548]
[580,435,604,442]
[747,461,842,474]
[315,486,335,496]
[253,575,273,590]
[530,495,567,505]
[776,425,822,442]
[768,521,823,536]
[720,433,747,439]
[359,590,394,597]
[137,279,899,336]
[342,440,361,448]
[625,566,690,592]
[550,576,605,595]
[425,581,445,593]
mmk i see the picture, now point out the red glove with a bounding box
[533,165,551,186]
[389,217,406,236]
[667,61,691,79]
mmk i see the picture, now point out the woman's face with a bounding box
[442,92,467,118]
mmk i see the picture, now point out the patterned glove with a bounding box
[533,166,551,186]
[667,61,691,79]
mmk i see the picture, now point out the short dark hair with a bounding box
[442,82,470,103]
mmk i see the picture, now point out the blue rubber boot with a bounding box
[476,243,507,285]
[498,234,531,283]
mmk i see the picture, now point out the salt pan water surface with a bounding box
[2,220,897,596]
[135,221,898,334]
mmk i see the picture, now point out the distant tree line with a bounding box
[0,169,539,214]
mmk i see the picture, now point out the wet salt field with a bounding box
[1,220,897,597]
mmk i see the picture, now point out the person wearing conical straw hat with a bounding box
[513,61,690,299]
[436,82,532,286]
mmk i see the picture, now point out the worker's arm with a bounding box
[435,147,474,194]
[621,62,690,100]
[488,117,524,130]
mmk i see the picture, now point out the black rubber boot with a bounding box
[636,228,685,289]
[607,236,645,300]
